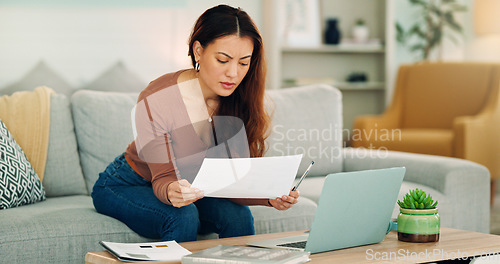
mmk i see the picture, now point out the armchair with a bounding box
[351,62,500,186]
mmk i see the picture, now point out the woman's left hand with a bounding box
[269,190,299,211]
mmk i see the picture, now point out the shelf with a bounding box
[282,80,385,91]
[334,82,385,91]
[271,0,389,132]
[282,44,385,54]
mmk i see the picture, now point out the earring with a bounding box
[195,62,200,72]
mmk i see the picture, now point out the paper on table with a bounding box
[191,154,303,198]
[100,240,191,262]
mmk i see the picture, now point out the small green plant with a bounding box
[355,19,365,26]
[398,188,438,209]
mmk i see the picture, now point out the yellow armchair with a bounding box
[351,62,500,180]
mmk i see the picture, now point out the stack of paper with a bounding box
[100,240,191,262]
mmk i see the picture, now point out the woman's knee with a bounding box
[229,204,254,227]
[160,204,200,242]
[91,186,111,215]
[220,203,254,237]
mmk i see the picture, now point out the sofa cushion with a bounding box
[401,63,495,129]
[42,93,87,197]
[265,85,343,177]
[0,120,46,209]
[71,90,138,190]
[296,176,327,204]
[0,195,153,264]
[250,196,317,234]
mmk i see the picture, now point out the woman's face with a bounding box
[194,34,254,99]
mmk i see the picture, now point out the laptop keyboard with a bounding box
[277,241,307,249]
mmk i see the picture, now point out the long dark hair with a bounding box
[188,5,269,157]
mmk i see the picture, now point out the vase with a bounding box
[397,208,440,242]
[325,19,341,45]
[352,25,369,43]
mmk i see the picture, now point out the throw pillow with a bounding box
[43,93,88,197]
[81,61,146,93]
[0,60,74,98]
[0,120,46,209]
[71,90,138,190]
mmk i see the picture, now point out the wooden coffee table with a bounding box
[85,227,500,263]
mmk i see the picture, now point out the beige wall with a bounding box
[0,1,262,89]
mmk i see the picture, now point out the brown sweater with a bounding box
[125,70,269,207]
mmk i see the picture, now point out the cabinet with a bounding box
[280,44,386,142]
[263,0,394,144]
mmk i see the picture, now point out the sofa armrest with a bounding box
[453,113,500,180]
[342,147,490,233]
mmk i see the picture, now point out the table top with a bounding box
[85,227,500,264]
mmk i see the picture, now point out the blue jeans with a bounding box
[91,153,255,242]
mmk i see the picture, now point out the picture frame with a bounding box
[281,0,322,47]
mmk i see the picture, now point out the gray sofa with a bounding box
[0,85,490,263]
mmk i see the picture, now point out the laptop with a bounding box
[247,167,405,254]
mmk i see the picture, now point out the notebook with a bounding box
[246,167,405,254]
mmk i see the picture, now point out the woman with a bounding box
[92,4,300,243]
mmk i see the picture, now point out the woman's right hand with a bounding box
[167,179,204,208]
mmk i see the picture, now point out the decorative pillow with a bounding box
[0,120,45,209]
[42,93,88,197]
[0,60,74,98]
[71,90,138,190]
[81,61,146,93]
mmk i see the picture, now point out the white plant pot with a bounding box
[352,25,369,43]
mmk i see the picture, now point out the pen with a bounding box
[292,161,314,191]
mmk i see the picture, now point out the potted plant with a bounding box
[352,19,369,43]
[395,0,467,61]
[397,188,440,242]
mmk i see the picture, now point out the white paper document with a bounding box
[191,154,303,198]
[100,240,191,262]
